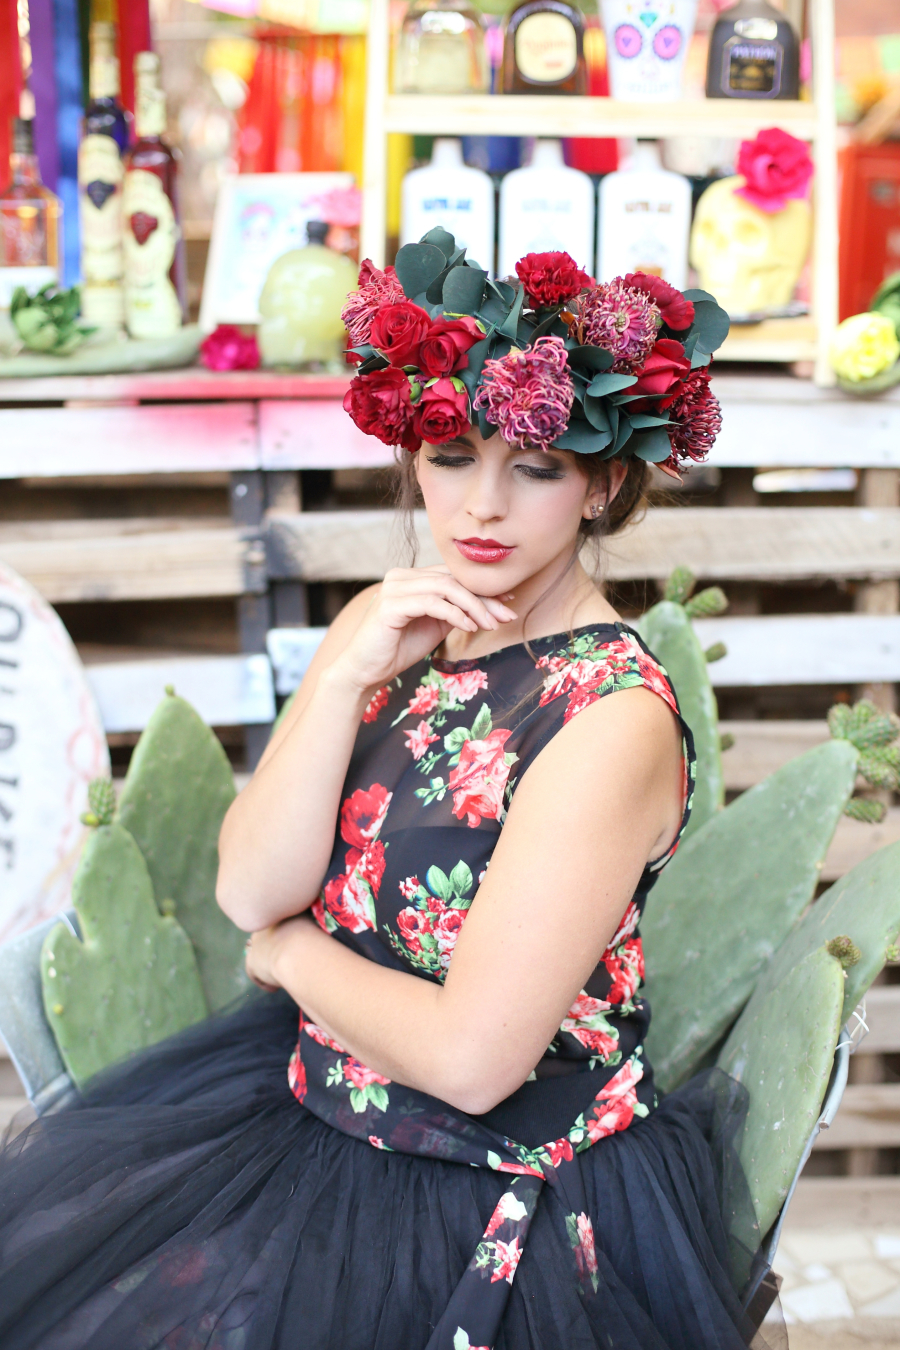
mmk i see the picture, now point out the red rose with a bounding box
[340,783,392,850]
[418,315,483,379]
[515,251,593,308]
[343,367,420,452]
[629,338,691,406]
[410,377,471,445]
[736,127,814,213]
[369,300,432,367]
[624,273,694,331]
[200,324,260,371]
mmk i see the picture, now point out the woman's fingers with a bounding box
[385,571,510,631]
[482,596,518,622]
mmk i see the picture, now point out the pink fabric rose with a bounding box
[407,682,441,716]
[344,1057,391,1090]
[200,324,260,372]
[449,727,515,828]
[735,127,814,213]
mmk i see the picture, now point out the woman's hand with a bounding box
[328,566,517,696]
[245,913,322,992]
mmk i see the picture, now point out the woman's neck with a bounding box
[439,557,621,662]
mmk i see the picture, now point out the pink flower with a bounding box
[561,992,619,1057]
[344,1057,391,1090]
[473,336,574,453]
[603,937,644,1006]
[399,875,421,901]
[735,127,814,214]
[341,259,405,346]
[572,1213,598,1286]
[368,1134,386,1149]
[200,324,260,372]
[287,1045,307,1101]
[449,727,515,828]
[404,719,440,761]
[406,682,441,716]
[542,1137,574,1168]
[664,366,722,471]
[583,1057,644,1143]
[497,1160,541,1176]
[624,273,694,331]
[491,1237,523,1284]
[312,185,362,228]
[579,279,660,370]
[441,668,489,703]
[340,784,392,850]
[362,686,390,723]
[321,838,386,934]
[302,1020,346,1052]
[396,901,467,971]
[484,1189,531,1237]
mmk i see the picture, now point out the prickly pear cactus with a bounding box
[829,699,900,823]
[635,567,727,838]
[745,838,900,1029]
[41,820,208,1091]
[643,738,858,1091]
[116,690,248,1011]
[717,946,843,1236]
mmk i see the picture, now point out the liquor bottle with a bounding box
[501,0,587,96]
[401,139,495,272]
[706,0,800,101]
[597,142,692,289]
[123,52,186,338]
[0,117,61,308]
[395,0,489,94]
[79,20,129,327]
[498,139,593,278]
[257,220,358,369]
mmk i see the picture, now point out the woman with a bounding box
[0,246,769,1349]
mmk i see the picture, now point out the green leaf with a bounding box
[394,243,447,301]
[470,702,493,740]
[442,264,487,313]
[630,425,671,462]
[476,405,495,440]
[425,249,467,304]
[457,337,491,399]
[691,346,712,370]
[368,1083,390,1112]
[628,413,670,429]
[444,726,469,753]
[449,861,473,896]
[686,298,730,355]
[613,415,634,454]
[349,1087,368,1113]
[582,394,612,435]
[552,417,605,453]
[566,343,614,372]
[420,226,457,261]
[426,865,452,900]
[586,371,637,397]
[682,288,718,304]
[497,284,526,340]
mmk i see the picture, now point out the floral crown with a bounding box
[341,229,729,479]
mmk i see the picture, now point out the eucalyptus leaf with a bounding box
[682,288,718,304]
[420,226,457,261]
[630,426,672,462]
[498,285,526,340]
[691,346,712,370]
[687,298,730,354]
[477,405,495,440]
[583,393,612,434]
[566,343,614,371]
[486,278,516,305]
[553,417,604,453]
[425,248,468,303]
[613,416,634,454]
[443,265,487,313]
[394,243,447,301]
[530,310,568,341]
[628,413,670,429]
[587,371,637,397]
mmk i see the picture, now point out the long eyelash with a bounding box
[425,453,472,468]
[517,465,565,481]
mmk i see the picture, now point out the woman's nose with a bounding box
[466,469,507,523]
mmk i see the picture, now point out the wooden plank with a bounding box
[814,1084,900,1150]
[856,988,900,1056]
[265,507,900,584]
[692,614,900,687]
[383,93,817,141]
[822,809,900,882]
[0,368,349,404]
[83,653,276,731]
[0,403,258,479]
[259,401,394,471]
[710,390,900,468]
[720,721,831,790]
[0,519,250,603]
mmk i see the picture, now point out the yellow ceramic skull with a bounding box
[257,241,358,369]
[689,176,811,318]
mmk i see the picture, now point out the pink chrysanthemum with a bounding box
[665,367,722,470]
[579,280,660,370]
[473,335,574,453]
[341,259,405,346]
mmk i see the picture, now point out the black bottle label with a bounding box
[722,37,784,97]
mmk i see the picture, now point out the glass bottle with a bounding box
[123,51,186,338]
[706,0,800,101]
[258,219,359,370]
[79,20,129,327]
[501,0,587,96]
[395,0,489,95]
[0,117,61,303]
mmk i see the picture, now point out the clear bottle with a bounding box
[0,118,61,306]
[79,20,129,327]
[501,0,587,96]
[706,0,800,101]
[395,0,489,95]
[123,51,186,338]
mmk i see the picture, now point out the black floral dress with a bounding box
[0,626,768,1350]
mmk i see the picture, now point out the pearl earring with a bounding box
[590,504,603,520]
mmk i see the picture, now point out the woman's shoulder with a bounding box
[531,623,679,727]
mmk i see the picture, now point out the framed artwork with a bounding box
[199,171,354,330]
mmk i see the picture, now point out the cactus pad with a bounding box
[717,946,843,1236]
[684,586,728,620]
[636,599,724,838]
[116,692,249,1011]
[844,797,887,824]
[86,776,116,826]
[743,838,900,1027]
[663,565,696,606]
[41,822,207,1090]
[642,738,858,1091]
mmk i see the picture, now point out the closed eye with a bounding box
[425,453,474,469]
[515,464,565,481]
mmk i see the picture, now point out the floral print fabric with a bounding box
[292,624,696,1350]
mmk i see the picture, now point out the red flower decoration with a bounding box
[629,338,691,406]
[199,324,260,372]
[515,251,593,308]
[343,367,421,452]
[665,366,722,464]
[735,127,814,214]
[370,300,432,368]
[341,259,405,346]
[624,272,694,331]
[418,315,484,379]
[411,376,471,445]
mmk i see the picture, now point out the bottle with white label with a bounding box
[123,52,186,339]
[497,139,594,280]
[78,21,128,327]
[597,141,691,288]
[401,139,495,274]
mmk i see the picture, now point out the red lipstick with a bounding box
[454,538,515,564]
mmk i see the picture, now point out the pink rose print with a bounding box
[449,727,515,828]
[362,686,390,723]
[603,936,644,1006]
[287,1046,307,1102]
[584,1056,644,1143]
[484,1190,530,1238]
[567,1212,599,1293]
[368,1135,386,1149]
[345,1057,391,1091]
[604,900,639,954]
[542,1137,574,1168]
[303,1020,346,1053]
[404,719,440,761]
[399,875,420,900]
[441,668,489,703]
[537,635,677,726]
[340,783,392,851]
[396,900,466,972]
[322,838,386,933]
[406,682,441,716]
[561,991,619,1057]
[491,1237,523,1284]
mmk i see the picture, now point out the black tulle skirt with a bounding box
[0,995,783,1350]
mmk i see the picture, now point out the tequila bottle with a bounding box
[395,0,489,94]
[501,0,587,95]
[0,117,61,306]
[79,20,129,326]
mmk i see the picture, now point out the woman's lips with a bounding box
[454,538,515,564]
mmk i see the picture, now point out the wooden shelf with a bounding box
[0,367,350,405]
[383,94,819,142]
[716,316,818,363]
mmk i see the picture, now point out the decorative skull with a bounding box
[600,0,698,101]
[258,243,358,369]
[689,176,812,318]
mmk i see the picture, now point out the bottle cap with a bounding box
[12,118,34,155]
[306,220,329,245]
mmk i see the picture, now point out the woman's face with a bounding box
[415,428,627,598]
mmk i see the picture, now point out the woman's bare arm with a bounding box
[247,684,683,1113]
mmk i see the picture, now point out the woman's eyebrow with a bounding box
[446,436,475,450]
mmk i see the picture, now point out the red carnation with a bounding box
[516,251,593,309]
[410,377,471,445]
[370,300,432,368]
[343,366,421,452]
[624,273,694,331]
[418,315,483,379]
[666,366,722,464]
[630,338,691,406]
[200,324,260,371]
